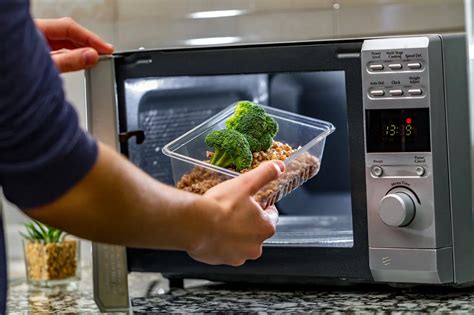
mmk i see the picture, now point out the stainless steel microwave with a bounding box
[85,34,473,312]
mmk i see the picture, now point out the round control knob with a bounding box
[379,192,416,227]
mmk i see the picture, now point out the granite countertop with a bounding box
[8,263,474,314]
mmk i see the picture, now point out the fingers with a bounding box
[235,160,285,196]
[257,205,277,243]
[36,18,114,54]
[51,48,99,73]
[247,246,263,261]
[263,205,279,227]
[47,40,81,51]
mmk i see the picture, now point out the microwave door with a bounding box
[113,42,371,283]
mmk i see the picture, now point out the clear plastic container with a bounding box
[162,104,335,208]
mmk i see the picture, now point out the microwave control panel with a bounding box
[361,36,452,282]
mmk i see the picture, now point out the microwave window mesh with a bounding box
[138,106,224,184]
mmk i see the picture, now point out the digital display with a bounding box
[366,108,431,152]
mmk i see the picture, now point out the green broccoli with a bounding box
[205,129,252,171]
[226,101,279,152]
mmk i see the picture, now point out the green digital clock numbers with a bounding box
[383,124,413,137]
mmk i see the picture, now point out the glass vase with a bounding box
[23,238,80,287]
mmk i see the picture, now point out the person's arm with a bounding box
[0,1,282,266]
[0,1,98,207]
[27,143,282,266]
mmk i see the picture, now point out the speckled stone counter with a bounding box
[8,267,474,313]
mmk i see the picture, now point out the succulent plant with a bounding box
[20,221,66,243]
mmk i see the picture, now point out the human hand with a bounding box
[35,18,114,73]
[188,160,284,266]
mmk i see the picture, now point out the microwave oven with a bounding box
[85,34,473,312]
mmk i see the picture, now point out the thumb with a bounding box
[236,161,285,196]
[51,48,99,73]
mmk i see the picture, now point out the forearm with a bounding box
[25,143,215,252]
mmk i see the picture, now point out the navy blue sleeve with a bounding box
[0,1,98,209]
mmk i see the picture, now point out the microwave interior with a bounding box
[125,72,352,245]
[116,42,371,281]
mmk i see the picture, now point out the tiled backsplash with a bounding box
[30,0,464,51]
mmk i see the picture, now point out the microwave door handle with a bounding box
[119,130,145,144]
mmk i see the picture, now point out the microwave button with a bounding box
[389,89,403,96]
[369,64,384,71]
[371,165,383,177]
[408,88,423,96]
[370,89,385,97]
[388,63,402,70]
[415,166,425,176]
[407,62,422,69]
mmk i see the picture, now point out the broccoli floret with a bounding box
[225,101,279,152]
[226,101,264,129]
[265,115,278,137]
[205,129,252,171]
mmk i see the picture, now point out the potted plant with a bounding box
[21,221,80,287]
